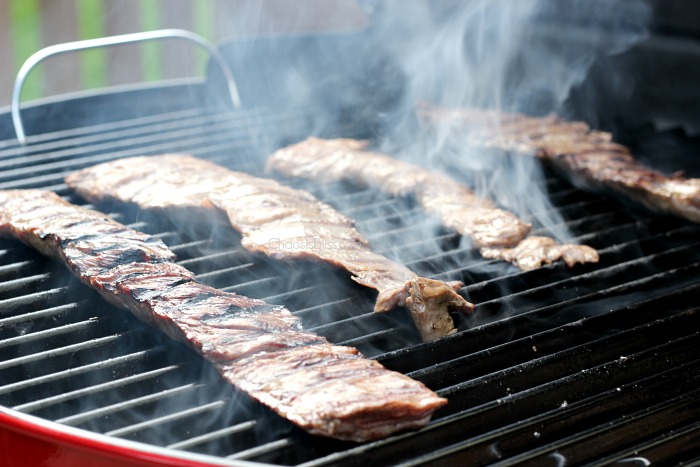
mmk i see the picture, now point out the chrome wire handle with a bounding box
[11,28,241,145]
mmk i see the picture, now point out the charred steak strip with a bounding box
[417,105,700,224]
[266,137,598,270]
[0,189,447,442]
[65,155,473,341]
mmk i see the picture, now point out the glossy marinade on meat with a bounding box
[0,189,447,442]
[66,155,473,341]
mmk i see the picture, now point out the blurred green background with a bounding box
[0,0,367,108]
[1,0,218,106]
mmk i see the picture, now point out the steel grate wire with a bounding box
[0,105,699,464]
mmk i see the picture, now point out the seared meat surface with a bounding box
[267,137,598,270]
[66,155,473,341]
[481,236,600,271]
[0,189,447,442]
[417,105,700,224]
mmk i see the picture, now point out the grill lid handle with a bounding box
[11,28,241,146]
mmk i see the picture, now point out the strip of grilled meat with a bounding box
[417,105,700,224]
[266,137,598,270]
[0,189,447,442]
[65,155,473,341]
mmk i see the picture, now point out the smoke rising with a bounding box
[375,0,650,118]
[213,0,650,257]
[363,0,651,244]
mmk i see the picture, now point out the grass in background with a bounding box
[9,0,42,100]
[7,0,217,103]
[76,0,107,89]
[139,0,162,81]
[194,0,216,74]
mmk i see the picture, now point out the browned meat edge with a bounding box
[65,155,473,341]
[417,104,700,224]
[266,137,598,271]
[0,189,447,442]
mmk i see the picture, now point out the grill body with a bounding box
[0,76,699,467]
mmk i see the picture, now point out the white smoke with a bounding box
[370,0,650,244]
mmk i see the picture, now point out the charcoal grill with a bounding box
[2,7,700,466]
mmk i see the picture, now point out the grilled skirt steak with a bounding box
[267,137,598,271]
[0,189,447,442]
[65,155,473,341]
[417,105,700,224]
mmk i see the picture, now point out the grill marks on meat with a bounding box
[417,105,700,224]
[481,236,599,271]
[66,155,473,342]
[266,137,598,271]
[224,344,443,441]
[267,138,529,249]
[0,191,176,274]
[0,189,447,442]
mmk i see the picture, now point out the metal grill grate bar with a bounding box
[0,107,304,166]
[497,388,700,466]
[167,421,257,450]
[227,439,295,461]
[0,273,51,294]
[0,111,230,163]
[378,280,700,374]
[13,364,182,414]
[592,421,700,466]
[106,400,229,438]
[0,332,122,371]
[0,347,164,395]
[437,328,699,416]
[1,102,699,465]
[0,302,80,328]
[0,288,66,314]
[0,110,309,190]
[302,331,699,466]
[0,318,98,350]
[56,383,203,427]
[413,361,700,467]
[0,108,203,151]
